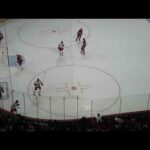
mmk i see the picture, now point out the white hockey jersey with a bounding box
[34,79,43,87]
[58,42,64,50]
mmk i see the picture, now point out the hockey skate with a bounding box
[33,91,36,96]
[38,91,41,96]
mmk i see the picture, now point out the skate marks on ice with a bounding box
[26,64,121,119]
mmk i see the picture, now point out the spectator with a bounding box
[96,113,102,123]
[114,117,124,124]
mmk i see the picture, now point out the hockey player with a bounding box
[0,31,3,43]
[16,54,23,70]
[81,38,86,55]
[33,78,43,96]
[16,54,23,66]
[58,41,64,56]
[10,100,20,113]
[76,28,83,42]
[0,85,4,99]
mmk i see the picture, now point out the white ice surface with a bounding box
[0,19,150,119]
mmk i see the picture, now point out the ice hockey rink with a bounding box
[0,19,150,120]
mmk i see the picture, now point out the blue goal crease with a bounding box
[8,55,25,66]
[8,55,17,66]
